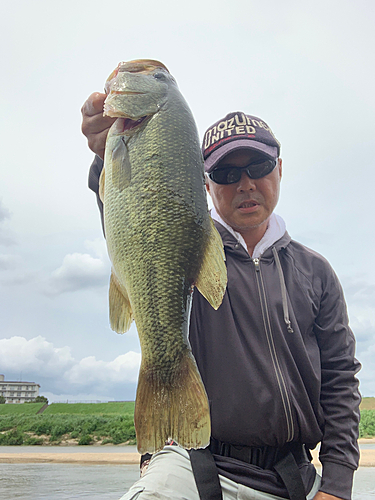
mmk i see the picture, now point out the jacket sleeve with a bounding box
[313,262,361,500]
[88,155,105,235]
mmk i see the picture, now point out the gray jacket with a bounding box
[189,221,361,500]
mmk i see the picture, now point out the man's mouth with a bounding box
[238,200,259,209]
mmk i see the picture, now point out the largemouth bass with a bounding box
[100,59,227,454]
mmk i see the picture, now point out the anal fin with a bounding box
[109,270,133,333]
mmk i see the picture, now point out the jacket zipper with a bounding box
[253,257,294,442]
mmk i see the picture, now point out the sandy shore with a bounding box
[1,439,374,466]
[0,452,141,465]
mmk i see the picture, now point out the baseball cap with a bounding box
[202,112,281,173]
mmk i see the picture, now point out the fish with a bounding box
[100,59,227,454]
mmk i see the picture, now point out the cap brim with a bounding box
[204,139,278,173]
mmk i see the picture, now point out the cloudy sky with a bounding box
[1,0,374,402]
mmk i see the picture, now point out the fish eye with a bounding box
[153,72,167,80]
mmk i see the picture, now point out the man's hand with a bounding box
[313,492,344,500]
[81,92,115,159]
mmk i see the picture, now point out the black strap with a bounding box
[274,452,307,500]
[188,448,223,500]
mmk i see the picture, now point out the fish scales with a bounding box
[101,59,227,454]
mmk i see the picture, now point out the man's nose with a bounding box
[236,170,256,191]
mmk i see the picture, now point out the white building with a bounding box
[0,374,40,403]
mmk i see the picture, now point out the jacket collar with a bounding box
[211,210,290,259]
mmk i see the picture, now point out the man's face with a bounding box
[206,149,282,237]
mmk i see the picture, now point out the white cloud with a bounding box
[65,352,141,385]
[0,336,140,400]
[0,336,74,376]
[45,252,110,295]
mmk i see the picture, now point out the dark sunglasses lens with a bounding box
[210,167,241,184]
[247,160,276,179]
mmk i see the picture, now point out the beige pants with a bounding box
[119,446,321,500]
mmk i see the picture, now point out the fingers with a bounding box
[81,92,106,117]
[87,128,112,161]
[81,92,116,159]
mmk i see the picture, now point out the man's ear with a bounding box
[278,158,283,180]
[205,174,211,194]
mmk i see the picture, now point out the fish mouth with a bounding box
[110,91,145,96]
[122,116,148,131]
[111,115,149,134]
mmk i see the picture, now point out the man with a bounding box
[82,94,361,500]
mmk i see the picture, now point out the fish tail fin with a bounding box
[195,218,227,310]
[109,270,134,333]
[134,350,211,455]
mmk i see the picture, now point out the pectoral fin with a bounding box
[98,167,105,203]
[109,270,134,333]
[110,135,131,191]
[195,219,227,310]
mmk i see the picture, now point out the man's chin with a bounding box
[231,214,270,233]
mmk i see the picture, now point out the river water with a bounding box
[0,447,374,499]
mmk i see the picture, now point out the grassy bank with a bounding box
[359,398,375,438]
[0,400,374,445]
[43,402,134,416]
[0,402,136,446]
[0,403,45,415]
[359,410,375,439]
[360,397,375,410]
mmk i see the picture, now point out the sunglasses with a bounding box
[208,158,277,185]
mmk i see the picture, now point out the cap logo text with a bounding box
[204,113,273,150]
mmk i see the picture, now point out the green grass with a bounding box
[0,403,45,415]
[359,410,375,438]
[0,413,136,446]
[360,397,375,410]
[44,402,134,416]
[0,400,373,445]
[0,402,136,446]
